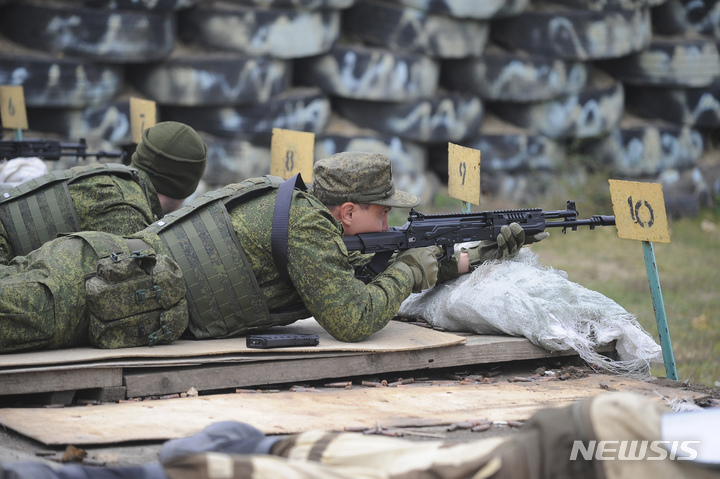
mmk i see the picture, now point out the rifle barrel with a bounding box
[545,215,616,230]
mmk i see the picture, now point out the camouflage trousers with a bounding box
[0,232,125,354]
[161,392,719,479]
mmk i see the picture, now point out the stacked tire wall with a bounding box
[1,0,720,213]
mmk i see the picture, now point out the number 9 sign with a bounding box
[448,143,481,206]
[608,179,670,243]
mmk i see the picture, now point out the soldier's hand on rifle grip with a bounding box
[496,223,525,258]
[394,247,439,293]
[463,222,552,270]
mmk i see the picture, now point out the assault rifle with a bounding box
[0,138,126,162]
[343,200,615,281]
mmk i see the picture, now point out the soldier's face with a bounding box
[343,204,391,235]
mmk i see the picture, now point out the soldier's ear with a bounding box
[337,202,356,226]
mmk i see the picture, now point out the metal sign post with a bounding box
[609,179,677,380]
[642,241,677,380]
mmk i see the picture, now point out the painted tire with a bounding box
[200,134,272,188]
[295,44,439,101]
[0,1,175,63]
[342,0,490,59]
[441,46,588,102]
[580,121,704,176]
[461,114,566,173]
[218,0,356,8]
[426,142,565,204]
[624,82,720,128]
[491,5,651,60]
[26,101,133,145]
[596,36,720,87]
[380,0,529,19]
[68,0,201,10]
[488,68,624,140]
[332,93,483,143]
[178,2,340,59]
[159,87,332,143]
[651,0,720,40]
[657,166,714,219]
[549,0,665,10]
[427,113,566,198]
[0,44,123,108]
[316,130,427,175]
[127,49,291,106]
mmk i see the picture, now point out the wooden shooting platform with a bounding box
[0,319,613,402]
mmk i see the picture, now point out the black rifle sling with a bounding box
[355,250,395,282]
[0,163,136,256]
[271,174,307,285]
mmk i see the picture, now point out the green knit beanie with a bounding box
[131,121,208,199]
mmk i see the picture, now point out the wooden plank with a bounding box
[124,336,614,397]
[0,374,698,446]
[0,368,122,396]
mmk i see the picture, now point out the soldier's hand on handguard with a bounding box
[394,247,440,293]
[462,223,550,269]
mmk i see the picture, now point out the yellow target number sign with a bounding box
[0,86,28,130]
[270,128,314,181]
[608,179,670,243]
[130,97,157,144]
[448,143,481,206]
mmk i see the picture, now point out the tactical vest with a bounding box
[142,176,311,340]
[0,163,143,257]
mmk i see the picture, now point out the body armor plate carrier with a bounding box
[0,163,142,257]
[142,176,310,340]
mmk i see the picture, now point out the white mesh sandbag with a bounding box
[398,248,663,375]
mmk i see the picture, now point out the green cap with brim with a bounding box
[312,151,420,208]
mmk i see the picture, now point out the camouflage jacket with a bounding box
[0,166,162,264]
[228,187,459,343]
[68,168,162,237]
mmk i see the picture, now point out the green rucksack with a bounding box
[83,238,188,349]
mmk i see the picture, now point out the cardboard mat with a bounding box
[0,375,704,445]
[0,319,466,369]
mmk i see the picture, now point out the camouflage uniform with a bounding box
[0,152,454,352]
[0,122,207,353]
[227,186,458,342]
[0,230,165,353]
[0,166,161,265]
[158,392,719,479]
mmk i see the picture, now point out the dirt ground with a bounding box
[1,355,718,471]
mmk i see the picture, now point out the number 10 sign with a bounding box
[608,179,670,243]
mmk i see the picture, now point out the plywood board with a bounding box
[0,375,701,446]
[0,319,465,370]
[122,335,610,397]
